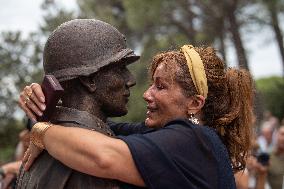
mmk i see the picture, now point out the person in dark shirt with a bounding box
[19,45,254,188]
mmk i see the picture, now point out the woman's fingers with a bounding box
[26,84,46,111]
[18,83,46,120]
[23,144,42,171]
[31,83,45,103]
[19,92,37,121]
[19,91,41,120]
[23,148,30,163]
[24,154,33,171]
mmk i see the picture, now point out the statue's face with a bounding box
[94,63,136,117]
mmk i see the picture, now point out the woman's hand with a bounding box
[18,83,46,121]
[22,142,43,171]
[0,161,22,176]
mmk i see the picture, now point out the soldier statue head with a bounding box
[43,19,139,121]
[17,19,138,189]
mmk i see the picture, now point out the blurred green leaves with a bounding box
[256,77,284,120]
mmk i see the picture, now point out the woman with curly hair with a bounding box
[19,45,254,189]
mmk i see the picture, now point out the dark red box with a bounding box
[37,75,64,121]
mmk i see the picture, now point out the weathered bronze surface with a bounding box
[16,19,139,189]
[43,19,139,82]
[17,107,120,189]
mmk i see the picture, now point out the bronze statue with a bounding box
[16,19,139,189]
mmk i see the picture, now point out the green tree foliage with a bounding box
[256,76,284,120]
[0,32,43,162]
[0,32,43,124]
[40,1,77,37]
[0,119,24,163]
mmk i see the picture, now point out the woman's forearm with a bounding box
[43,126,105,174]
[42,125,144,186]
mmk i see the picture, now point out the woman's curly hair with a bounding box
[150,47,254,171]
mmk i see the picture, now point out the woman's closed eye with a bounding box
[152,77,168,90]
[156,84,165,90]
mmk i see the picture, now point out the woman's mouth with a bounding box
[146,106,158,117]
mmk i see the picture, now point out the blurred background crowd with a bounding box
[0,0,283,189]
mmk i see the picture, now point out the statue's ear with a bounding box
[79,76,96,93]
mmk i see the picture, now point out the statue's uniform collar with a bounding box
[51,106,114,137]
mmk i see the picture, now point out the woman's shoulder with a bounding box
[164,118,228,158]
[164,119,235,188]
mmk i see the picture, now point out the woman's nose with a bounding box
[143,86,153,102]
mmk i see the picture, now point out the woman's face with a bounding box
[143,63,192,128]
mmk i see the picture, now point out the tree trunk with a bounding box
[185,0,197,45]
[227,10,249,70]
[218,29,227,67]
[269,9,284,76]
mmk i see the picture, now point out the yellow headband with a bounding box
[180,45,208,99]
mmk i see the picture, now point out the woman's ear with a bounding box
[79,76,96,93]
[187,95,206,114]
[195,95,206,109]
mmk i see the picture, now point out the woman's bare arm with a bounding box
[24,124,145,186]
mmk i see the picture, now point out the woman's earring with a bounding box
[188,113,199,124]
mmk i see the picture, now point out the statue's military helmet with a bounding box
[43,19,140,81]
